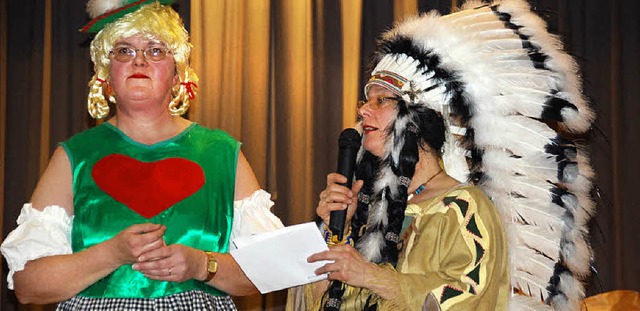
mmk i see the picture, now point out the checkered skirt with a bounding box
[56,290,237,310]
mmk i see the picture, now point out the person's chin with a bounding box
[363,141,383,157]
[127,85,152,94]
[125,90,155,102]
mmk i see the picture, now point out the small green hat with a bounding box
[80,0,174,33]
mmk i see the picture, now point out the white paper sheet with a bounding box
[230,222,330,294]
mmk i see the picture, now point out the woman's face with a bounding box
[108,35,177,111]
[358,85,399,157]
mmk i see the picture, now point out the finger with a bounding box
[138,239,167,258]
[314,262,337,276]
[136,227,167,246]
[324,190,354,206]
[133,255,171,271]
[323,203,350,216]
[138,266,171,276]
[307,250,334,263]
[351,179,364,196]
[326,182,354,197]
[138,245,170,262]
[128,223,164,234]
[327,173,348,185]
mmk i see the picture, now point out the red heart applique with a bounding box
[92,154,205,218]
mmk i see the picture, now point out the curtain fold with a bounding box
[340,0,362,128]
[39,0,52,174]
[271,0,315,227]
[190,0,272,187]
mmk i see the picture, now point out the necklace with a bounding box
[412,169,443,195]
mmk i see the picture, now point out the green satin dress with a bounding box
[61,122,238,298]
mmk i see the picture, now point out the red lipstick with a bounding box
[129,74,149,79]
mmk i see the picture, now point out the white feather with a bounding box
[482,149,560,183]
[492,195,566,230]
[512,270,552,300]
[560,228,592,277]
[86,0,126,18]
[496,0,594,132]
[356,231,383,262]
[473,116,556,155]
[515,224,561,260]
[511,246,556,278]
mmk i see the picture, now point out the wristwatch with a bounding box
[203,251,218,282]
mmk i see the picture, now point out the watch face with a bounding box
[207,255,218,273]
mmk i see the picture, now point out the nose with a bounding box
[358,101,373,119]
[132,49,148,67]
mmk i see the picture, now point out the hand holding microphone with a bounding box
[327,128,361,241]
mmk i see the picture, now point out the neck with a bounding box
[408,149,443,194]
[109,110,191,145]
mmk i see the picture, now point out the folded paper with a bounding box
[230,222,330,293]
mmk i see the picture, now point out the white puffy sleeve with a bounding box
[0,204,73,289]
[230,189,284,248]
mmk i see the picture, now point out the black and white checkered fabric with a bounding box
[56,290,237,311]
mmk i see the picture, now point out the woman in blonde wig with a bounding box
[1,1,283,310]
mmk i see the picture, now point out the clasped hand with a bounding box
[106,223,203,282]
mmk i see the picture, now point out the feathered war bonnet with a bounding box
[352,0,595,310]
[81,0,198,119]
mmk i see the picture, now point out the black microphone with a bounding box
[328,128,361,241]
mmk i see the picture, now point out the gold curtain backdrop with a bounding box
[190,0,273,194]
[2,0,639,310]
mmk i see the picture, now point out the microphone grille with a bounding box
[338,128,361,149]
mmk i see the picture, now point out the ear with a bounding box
[105,77,113,95]
[173,74,179,86]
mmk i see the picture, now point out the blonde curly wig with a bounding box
[87,2,198,119]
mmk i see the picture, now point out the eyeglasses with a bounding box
[357,96,400,111]
[109,46,172,62]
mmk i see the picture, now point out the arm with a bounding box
[11,147,166,304]
[234,150,260,200]
[211,150,261,294]
[30,146,74,214]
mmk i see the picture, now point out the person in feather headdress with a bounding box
[291,0,595,310]
[0,1,284,310]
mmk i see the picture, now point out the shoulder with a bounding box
[440,184,504,233]
[189,125,239,147]
[191,125,236,141]
[422,184,497,222]
[61,123,111,148]
[441,184,493,207]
